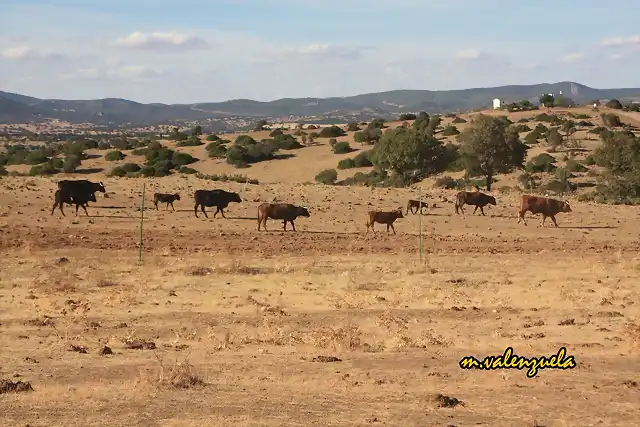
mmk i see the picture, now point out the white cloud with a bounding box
[453,48,486,60]
[106,65,163,80]
[60,68,101,80]
[0,45,65,61]
[108,31,209,52]
[599,35,640,47]
[561,53,585,63]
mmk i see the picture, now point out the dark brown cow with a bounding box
[365,208,404,234]
[406,199,429,215]
[517,194,572,227]
[257,203,310,231]
[454,191,497,216]
[51,189,96,217]
[153,193,180,211]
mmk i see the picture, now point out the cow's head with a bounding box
[174,194,181,201]
[395,207,404,218]
[488,195,497,206]
[96,182,106,193]
[561,201,572,213]
[297,206,311,217]
[89,192,97,203]
[231,192,242,203]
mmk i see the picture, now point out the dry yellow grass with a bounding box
[1,106,640,426]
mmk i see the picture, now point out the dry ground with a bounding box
[1,171,640,426]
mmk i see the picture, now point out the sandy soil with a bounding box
[1,107,639,426]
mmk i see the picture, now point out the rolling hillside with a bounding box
[2,81,640,126]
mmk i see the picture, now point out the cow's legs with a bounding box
[479,206,486,216]
[79,203,89,216]
[550,215,559,228]
[472,205,479,215]
[390,223,396,234]
[201,205,208,218]
[291,221,296,232]
[170,202,176,212]
[517,210,527,225]
[282,220,287,231]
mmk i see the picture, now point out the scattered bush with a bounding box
[337,158,356,169]
[601,113,622,127]
[195,172,259,184]
[179,166,198,174]
[206,141,227,158]
[173,152,196,167]
[105,150,125,161]
[441,125,460,136]
[346,122,360,131]
[318,126,346,138]
[398,113,417,121]
[584,155,596,166]
[271,134,303,150]
[452,117,467,124]
[315,168,338,185]
[176,137,204,147]
[206,134,221,141]
[565,159,588,173]
[332,141,352,154]
[526,153,557,173]
[352,150,373,167]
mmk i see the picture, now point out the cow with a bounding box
[53,179,106,216]
[454,191,497,216]
[193,189,242,218]
[57,179,106,195]
[51,189,97,217]
[153,193,180,211]
[517,194,572,227]
[406,199,429,215]
[257,203,310,231]
[365,208,404,234]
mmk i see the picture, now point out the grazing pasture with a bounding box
[1,171,639,426]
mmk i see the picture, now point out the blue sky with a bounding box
[1,0,639,103]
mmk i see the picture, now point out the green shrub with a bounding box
[353,150,373,167]
[269,129,284,137]
[315,169,338,185]
[179,166,198,174]
[526,153,557,173]
[337,158,356,169]
[565,159,588,172]
[433,176,463,189]
[28,161,58,176]
[105,150,125,161]
[25,150,49,165]
[206,134,221,141]
[332,141,352,154]
[318,126,346,138]
[109,166,127,177]
[346,122,360,131]
[195,172,259,184]
[176,137,204,147]
[272,134,303,150]
[398,113,417,121]
[584,155,596,166]
[441,125,460,136]
[0,166,8,176]
[62,155,81,173]
[173,152,196,167]
[452,117,467,124]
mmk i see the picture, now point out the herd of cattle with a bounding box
[49,179,573,232]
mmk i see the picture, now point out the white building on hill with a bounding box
[492,98,502,109]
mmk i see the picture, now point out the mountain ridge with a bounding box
[2,81,640,127]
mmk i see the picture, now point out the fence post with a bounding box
[138,182,146,264]
[418,185,423,261]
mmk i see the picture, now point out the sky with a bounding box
[1,0,639,104]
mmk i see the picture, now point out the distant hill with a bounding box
[2,81,640,127]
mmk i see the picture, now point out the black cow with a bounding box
[193,189,242,218]
[51,189,97,217]
[454,190,496,216]
[153,193,180,211]
[53,179,106,217]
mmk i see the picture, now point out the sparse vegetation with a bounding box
[315,168,338,185]
[105,150,125,161]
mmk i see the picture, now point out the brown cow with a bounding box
[153,193,180,211]
[406,199,429,215]
[257,203,310,231]
[365,208,404,234]
[454,191,497,216]
[517,194,572,227]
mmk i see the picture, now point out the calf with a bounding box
[365,208,404,234]
[257,203,310,231]
[406,199,429,215]
[153,193,180,211]
[51,189,97,217]
[193,189,242,218]
[517,194,572,227]
[454,191,496,216]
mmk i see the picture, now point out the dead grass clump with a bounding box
[246,295,287,315]
[32,269,78,293]
[307,323,363,351]
[186,266,213,276]
[0,379,34,394]
[25,315,55,327]
[624,322,640,350]
[153,353,208,390]
[96,279,119,288]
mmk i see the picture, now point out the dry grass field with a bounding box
[1,107,640,426]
